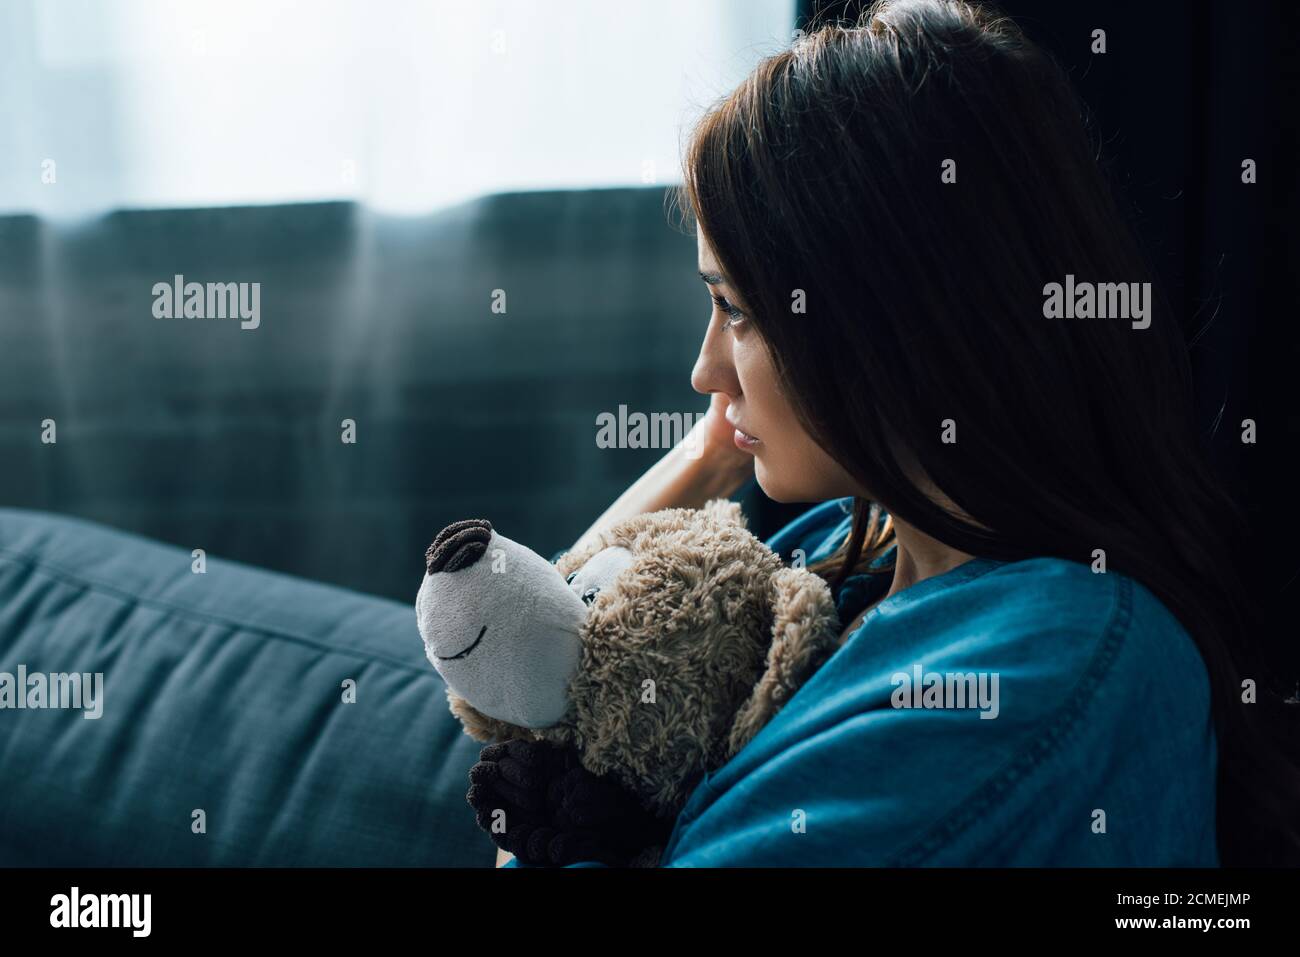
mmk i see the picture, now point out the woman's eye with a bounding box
[565,571,578,585]
[711,294,745,329]
[581,587,600,605]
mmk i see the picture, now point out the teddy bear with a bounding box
[414,498,844,866]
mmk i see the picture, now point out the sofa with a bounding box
[0,506,491,865]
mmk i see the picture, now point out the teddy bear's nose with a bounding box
[425,519,493,574]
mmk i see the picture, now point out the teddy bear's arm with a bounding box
[468,739,673,867]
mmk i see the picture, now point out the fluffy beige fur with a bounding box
[446,498,843,822]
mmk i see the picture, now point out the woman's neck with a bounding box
[885,515,974,599]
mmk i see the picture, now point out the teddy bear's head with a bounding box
[414,499,841,817]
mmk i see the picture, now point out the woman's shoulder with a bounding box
[919,555,1210,699]
[762,499,1211,725]
[890,552,1197,641]
[659,554,1218,866]
[837,554,1212,743]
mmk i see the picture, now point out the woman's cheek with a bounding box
[732,335,773,412]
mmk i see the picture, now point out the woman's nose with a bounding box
[425,519,492,574]
[691,325,740,396]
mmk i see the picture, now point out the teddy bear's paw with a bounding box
[466,777,548,836]
[547,766,677,863]
[482,739,560,790]
[629,844,664,868]
[465,738,672,865]
[551,766,639,829]
[466,739,559,836]
[540,828,613,866]
[492,821,610,867]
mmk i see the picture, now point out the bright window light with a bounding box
[1,0,796,217]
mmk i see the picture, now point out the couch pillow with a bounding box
[0,508,491,866]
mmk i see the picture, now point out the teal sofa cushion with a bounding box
[0,508,491,866]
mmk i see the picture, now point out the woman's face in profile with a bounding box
[691,229,862,504]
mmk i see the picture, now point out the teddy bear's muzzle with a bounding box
[425,519,493,575]
[415,520,587,730]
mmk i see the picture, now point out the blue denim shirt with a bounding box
[508,497,1218,866]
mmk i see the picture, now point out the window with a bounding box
[2,0,796,217]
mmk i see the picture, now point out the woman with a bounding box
[500,0,1299,866]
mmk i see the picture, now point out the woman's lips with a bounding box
[728,412,760,450]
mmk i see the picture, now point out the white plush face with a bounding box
[415,527,634,729]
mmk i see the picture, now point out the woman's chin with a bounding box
[755,458,849,505]
[753,460,794,504]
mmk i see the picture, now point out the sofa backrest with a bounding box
[0,188,706,601]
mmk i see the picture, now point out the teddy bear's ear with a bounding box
[725,566,842,759]
[446,688,533,743]
[701,498,747,529]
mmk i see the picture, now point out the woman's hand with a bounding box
[566,392,755,556]
[686,392,755,483]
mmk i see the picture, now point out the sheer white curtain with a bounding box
[0,0,795,218]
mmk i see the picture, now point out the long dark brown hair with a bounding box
[671,0,1298,865]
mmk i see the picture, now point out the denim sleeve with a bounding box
[658,561,1218,866]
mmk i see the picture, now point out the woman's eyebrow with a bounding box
[698,270,726,286]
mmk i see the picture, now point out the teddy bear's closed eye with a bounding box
[432,624,487,661]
